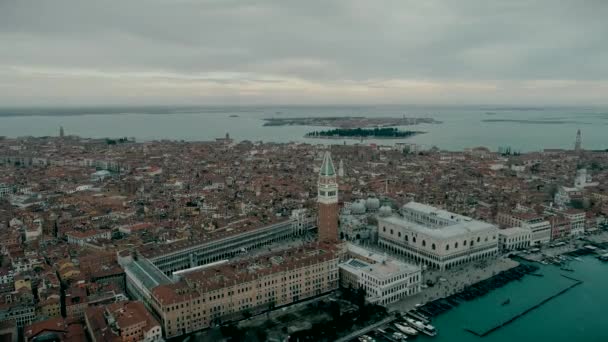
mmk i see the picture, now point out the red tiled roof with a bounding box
[152,242,337,305]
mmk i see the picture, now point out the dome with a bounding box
[351,200,367,215]
[379,205,392,216]
[365,197,380,210]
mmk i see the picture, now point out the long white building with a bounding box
[378,202,499,271]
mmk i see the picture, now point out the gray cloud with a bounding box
[0,0,607,106]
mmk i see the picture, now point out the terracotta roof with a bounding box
[152,242,338,305]
[85,301,159,342]
[24,317,67,340]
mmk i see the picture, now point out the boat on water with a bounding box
[405,317,437,337]
[501,299,511,306]
[229,114,239,117]
[392,331,408,341]
[394,323,418,336]
[406,310,430,323]
[423,323,437,336]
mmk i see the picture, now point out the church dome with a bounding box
[351,200,367,215]
[365,197,380,211]
[379,205,392,216]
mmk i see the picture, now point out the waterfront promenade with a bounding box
[388,257,519,313]
[522,230,608,262]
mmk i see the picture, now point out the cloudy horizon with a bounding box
[1,0,607,107]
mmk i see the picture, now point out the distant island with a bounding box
[483,119,585,124]
[305,127,424,140]
[263,116,441,128]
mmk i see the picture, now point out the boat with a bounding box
[405,318,437,337]
[501,299,511,306]
[229,114,239,117]
[394,323,418,336]
[424,323,437,336]
[392,332,408,341]
[406,310,429,323]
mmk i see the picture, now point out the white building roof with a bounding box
[498,227,531,237]
[343,243,419,279]
[381,215,496,240]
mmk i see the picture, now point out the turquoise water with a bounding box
[418,257,608,342]
[1,105,607,151]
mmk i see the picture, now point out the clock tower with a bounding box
[318,151,339,243]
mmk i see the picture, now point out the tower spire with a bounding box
[317,151,339,243]
[319,151,336,176]
[574,129,582,152]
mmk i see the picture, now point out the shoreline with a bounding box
[304,134,423,140]
[388,231,608,315]
[263,116,442,128]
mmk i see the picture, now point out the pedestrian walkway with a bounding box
[388,257,519,313]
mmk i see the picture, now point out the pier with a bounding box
[464,278,583,337]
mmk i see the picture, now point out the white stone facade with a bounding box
[498,227,532,252]
[377,202,498,270]
[340,245,421,305]
[524,221,551,245]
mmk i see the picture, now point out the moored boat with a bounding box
[394,323,418,336]
[405,318,437,337]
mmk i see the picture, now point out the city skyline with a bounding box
[1,2,608,341]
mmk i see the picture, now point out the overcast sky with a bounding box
[1,0,607,106]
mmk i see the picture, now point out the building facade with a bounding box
[378,202,498,270]
[148,243,339,339]
[65,230,111,246]
[524,221,552,245]
[498,227,532,252]
[340,244,421,305]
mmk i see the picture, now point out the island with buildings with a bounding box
[0,128,606,341]
[263,116,441,128]
[305,127,424,140]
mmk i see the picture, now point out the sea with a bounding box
[1,105,607,152]
[418,256,608,342]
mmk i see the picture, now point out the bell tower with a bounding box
[318,151,339,243]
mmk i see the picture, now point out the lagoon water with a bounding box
[1,105,607,152]
[418,257,608,342]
